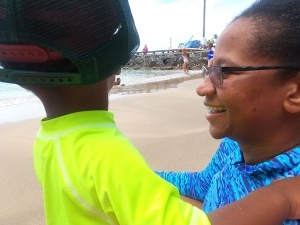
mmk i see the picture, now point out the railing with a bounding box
[135,48,208,56]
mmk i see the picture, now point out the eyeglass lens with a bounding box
[209,67,222,87]
[203,66,222,87]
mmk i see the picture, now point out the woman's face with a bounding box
[196,18,288,144]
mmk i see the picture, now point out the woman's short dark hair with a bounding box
[232,0,300,68]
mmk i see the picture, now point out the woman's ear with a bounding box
[283,74,300,113]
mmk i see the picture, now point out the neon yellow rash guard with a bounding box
[34,111,210,225]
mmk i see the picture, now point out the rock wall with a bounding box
[123,50,208,70]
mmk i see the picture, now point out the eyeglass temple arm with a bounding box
[221,66,300,72]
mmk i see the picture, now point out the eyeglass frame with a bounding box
[202,66,300,87]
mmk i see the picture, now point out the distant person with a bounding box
[207,42,214,67]
[114,77,121,85]
[207,58,213,67]
[182,49,189,75]
[142,44,148,54]
[202,44,208,50]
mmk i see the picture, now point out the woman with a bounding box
[157,0,300,224]
[207,42,214,67]
[182,49,189,75]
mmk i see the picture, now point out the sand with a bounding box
[0,77,220,225]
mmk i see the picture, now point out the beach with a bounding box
[0,77,220,225]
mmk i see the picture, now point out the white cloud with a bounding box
[129,0,256,51]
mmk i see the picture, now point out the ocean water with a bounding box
[118,69,189,85]
[0,82,38,107]
[0,69,199,107]
[0,69,200,124]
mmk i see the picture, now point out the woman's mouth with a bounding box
[206,106,226,113]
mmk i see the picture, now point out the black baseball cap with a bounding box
[0,0,140,86]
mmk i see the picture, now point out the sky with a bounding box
[129,0,256,51]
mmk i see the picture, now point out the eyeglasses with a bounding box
[202,66,300,87]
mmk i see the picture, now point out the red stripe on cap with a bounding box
[0,44,64,62]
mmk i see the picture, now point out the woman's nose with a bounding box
[196,76,216,96]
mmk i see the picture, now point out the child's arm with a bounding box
[208,177,300,225]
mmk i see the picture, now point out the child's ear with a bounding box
[283,74,300,113]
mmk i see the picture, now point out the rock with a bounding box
[124,50,208,70]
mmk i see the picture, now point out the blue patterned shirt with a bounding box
[156,137,300,225]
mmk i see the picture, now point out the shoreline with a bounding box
[0,71,203,126]
[0,101,45,126]
[111,70,202,95]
